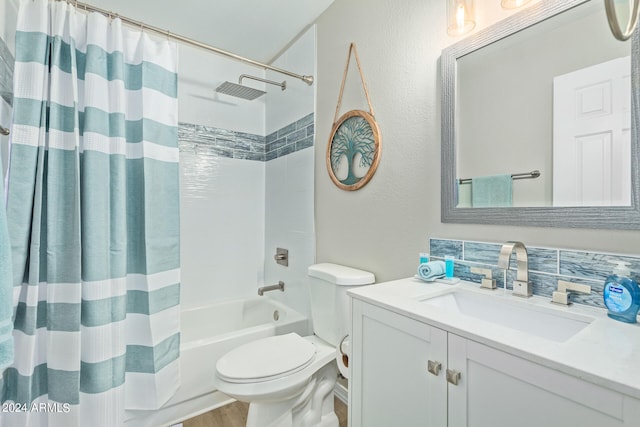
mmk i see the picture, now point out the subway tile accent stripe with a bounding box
[179,123,267,161]
[0,36,14,106]
[430,238,640,309]
[178,113,314,162]
[266,113,315,161]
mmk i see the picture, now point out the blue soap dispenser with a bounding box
[603,261,640,324]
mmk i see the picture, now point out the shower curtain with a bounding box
[2,1,181,426]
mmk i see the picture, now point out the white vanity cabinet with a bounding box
[349,298,447,426]
[349,299,640,427]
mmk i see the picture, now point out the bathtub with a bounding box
[124,297,309,427]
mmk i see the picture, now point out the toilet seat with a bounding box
[216,333,317,384]
[214,335,337,404]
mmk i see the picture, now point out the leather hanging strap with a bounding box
[333,42,375,124]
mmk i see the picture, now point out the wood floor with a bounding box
[182,396,348,427]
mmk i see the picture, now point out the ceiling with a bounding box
[86,0,335,64]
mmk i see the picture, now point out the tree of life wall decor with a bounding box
[327,43,381,191]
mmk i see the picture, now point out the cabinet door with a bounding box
[447,334,640,427]
[350,300,447,427]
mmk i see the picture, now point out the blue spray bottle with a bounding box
[603,261,640,324]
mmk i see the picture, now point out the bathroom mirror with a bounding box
[441,0,640,229]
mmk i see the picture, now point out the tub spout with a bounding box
[258,281,285,296]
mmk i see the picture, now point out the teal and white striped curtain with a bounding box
[2,1,181,425]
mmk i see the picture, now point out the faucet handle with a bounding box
[470,267,496,290]
[551,280,591,305]
[557,280,591,294]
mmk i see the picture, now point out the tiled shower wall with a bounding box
[0,35,13,176]
[430,238,640,309]
[0,36,12,106]
[178,112,314,162]
[178,112,315,309]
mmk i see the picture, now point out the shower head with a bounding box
[215,74,286,101]
[216,81,266,100]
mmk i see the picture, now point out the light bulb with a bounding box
[456,3,466,33]
[447,0,475,36]
[501,0,532,10]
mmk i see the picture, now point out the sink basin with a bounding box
[420,290,594,342]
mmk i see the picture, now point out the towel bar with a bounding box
[458,170,540,184]
[0,125,8,136]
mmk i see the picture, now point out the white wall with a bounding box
[263,27,316,326]
[314,0,640,284]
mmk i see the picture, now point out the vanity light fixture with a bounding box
[501,0,532,10]
[447,0,476,36]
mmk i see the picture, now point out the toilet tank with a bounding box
[308,263,375,347]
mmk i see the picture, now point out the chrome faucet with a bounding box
[258,281,285,296]
[497,241,532,297]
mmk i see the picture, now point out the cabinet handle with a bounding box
[446,369,461,385]
[427,360,442,376]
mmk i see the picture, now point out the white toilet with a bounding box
[214,263,375,427]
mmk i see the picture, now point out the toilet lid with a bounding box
[216,333,317,383]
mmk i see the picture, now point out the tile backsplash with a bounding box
[430,238,640,309]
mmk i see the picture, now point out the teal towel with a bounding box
[456,181,472,208]
[417,261,446,281]
[0,150,13,372]
[471,174,513,207]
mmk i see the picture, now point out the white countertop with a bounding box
[348,277,640,400]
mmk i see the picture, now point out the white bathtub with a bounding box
[125,297,309,427]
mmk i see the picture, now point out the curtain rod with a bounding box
[62,1,314,86]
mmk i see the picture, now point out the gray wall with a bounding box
[314,0,640,283]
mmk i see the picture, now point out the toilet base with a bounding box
[245,363,338,427]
